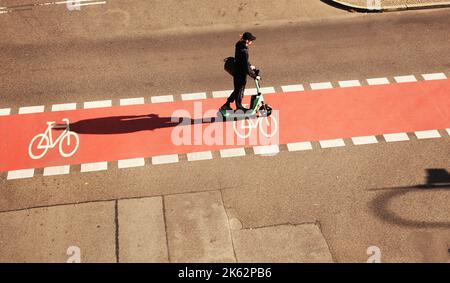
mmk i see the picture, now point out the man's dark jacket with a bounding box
[234,40,257,80]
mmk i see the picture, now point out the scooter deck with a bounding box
[218,109,257,119]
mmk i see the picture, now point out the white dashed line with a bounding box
[80,162,108,172]
[120,97,145,106]
[83,100,112,109]
[51,103,77,112]
[310,82,333,90]
[219,148,246,158]
[253,145,280,155]
[287,142,312,151]
[18,105,45,114]
[281,84,304,92]
[7,169,35,180]
[152,154,179,165]
[394,75,417,83]
[383,133,409,142]
[212,90,232,98]
[338,80,361,88]
[244,87,276,96]
[414,130,441,139]
[181,92,207,101]
[447,128,450,136]
[118,158,145,169]
[151,95,174,103]
[422,73,447,81]
[351,136,378,145]
[187,151,213,161]
[367,78,390,85]
[0,108,11,116]
[43,165,70,176]
[319,139,346,148]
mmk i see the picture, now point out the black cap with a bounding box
[242,32,256,41]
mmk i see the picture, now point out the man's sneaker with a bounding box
[235,106,251,113]
[220,104,233,111]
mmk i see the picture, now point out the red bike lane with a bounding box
[0,79,449,172]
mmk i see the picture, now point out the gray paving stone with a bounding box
[232,223,333,263]
[165,191,235,263]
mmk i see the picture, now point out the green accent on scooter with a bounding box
[218,76,268,118]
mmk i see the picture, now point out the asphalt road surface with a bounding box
[0,2,449,263]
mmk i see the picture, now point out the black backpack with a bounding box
[224,57,235,76]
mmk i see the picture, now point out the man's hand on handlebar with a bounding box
[254,68,261,80]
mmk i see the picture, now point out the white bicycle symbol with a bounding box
[233,116,278,139]
[28,118,80,160]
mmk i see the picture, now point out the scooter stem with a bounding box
[255,78,261,95]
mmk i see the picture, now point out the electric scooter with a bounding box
[219,69,272,119]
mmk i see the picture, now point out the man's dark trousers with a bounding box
[226,75,246,108]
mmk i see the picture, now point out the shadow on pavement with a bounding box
[59,114,211,135]
[59,113,253,135]
[369,169,450,229]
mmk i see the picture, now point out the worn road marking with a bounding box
[319,139,345,148]
[383,133,409,142]
[287,142,313,151]
[219,148,246,158]
[83,100,112,109]
[351,136,378,145]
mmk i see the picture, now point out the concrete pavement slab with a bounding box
[0,201,116,263]
[232,224,333,263]
[118,197,169,263]
[164,191,235,263]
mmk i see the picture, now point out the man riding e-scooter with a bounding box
[220,32,261,112]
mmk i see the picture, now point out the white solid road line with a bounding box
[43,165,70,176]
[51,103,77,111]
[422,73,447,80]
[80,161,108,172]
[212,90,232,98]
[253,145,280,155]
[414,130,441,139]
[181,92,207,101]
[287,142,312,151]
[338,80,361,88]
[152,154,179,165]
[72,1,106,7]
[187,151,213,161]
[120,97,145,106]
[394,75,417,83]
[118,158,146,169]
[310,82,333,90]
[351,136,378,145]
[281,84,304,92]
[83,100,112,109]
[151,95,174,103]
[18,105,45,114]
[383,133,409,142]
[319,139,346,148]
[52,0,104,5]
[367,78,390,85]
[7,169,35,180]
[0,108,11,116]
[244,87,276,96]
[219,148,246,158]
